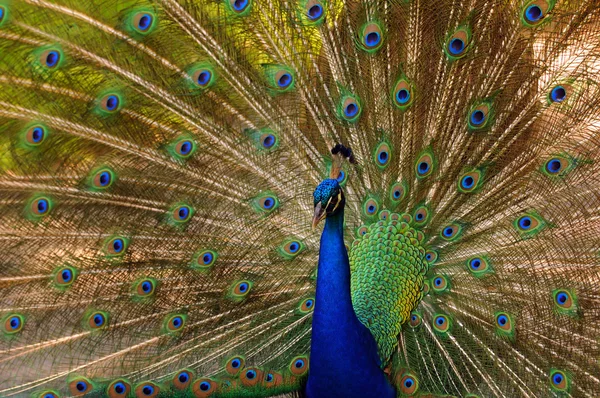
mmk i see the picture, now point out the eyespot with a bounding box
[166,315,185,332]
[305,1,324,22]
[229,0,251,14]
[393,79,413,108]
[289,356,309,376]
[299,297,315,313]
[468,103,491,130]
[341,97,360,120]
[280,240,304,257]
[135,278,156,297]
[523,1,552,26]
[192,378,217,397]
[3,314,24,334]
[88,311,108,330]
[424,250,438,264]
[29,196,51,217]
[24,125,47,146]
[336,170,346,184]
[357,226,368,237]
[399,374,418,394]
[260,133,277,149]
[514,212,545,237]
[104,236,128,256]
[518,216,533,230]
[553,289,577,315]
[549,370,569,391]
[433,314,450,333]
[240,367,263,387]
[413,206,429,226]
[232,281,251,296]
[135,382,159,397]
[39,392,59,398]
[445,28,470,58]
[91,168,115,189]
[361,22,383,51]
[107,379,131,398]
[275,70,293,89]
[193,250,217,269]
[467,256,492,277]
[191,68,214,88]
[40,49,61,69]
[254,194,279,212]
[545,157,566,175]
[415,152,434,178]
[55,266,77,287]
[440,224,461,241]
[99,94,121,113]
[373,142,392,168]
[132,12,154,33]
[226,356,245,375]
[495,313,510,330]
[173,370,193,390]
[264,371,283,388]
[69,378,92,396]
[363,198,379,217]
[172,204,193,223]
[550,85,566,102]
[0,6,5,23]
[458,170,482,192]
[174,139,196,158]
[525,4,542,23]
[390,182,406,202]
[432,275,449,293]
[494,312,515,339]
[409,312,422,328]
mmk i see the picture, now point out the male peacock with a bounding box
[0,0,599,397]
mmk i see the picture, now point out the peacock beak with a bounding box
[312,202,326,230]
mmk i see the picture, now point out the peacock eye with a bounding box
[135,382,159,397]
[518,216,532,229]
[230,0,250,13]
[550,85,566,102]
[225,356,245,374]
[172,204,193,223]
[262,134,276,148]
[134,13,153,32]
[105,236,128,256]
[4,315,24,334]
[55,266,77,287]
[275,71,293,88]
[40,49,61,69]
[173,370,193,389]
[100,94,121,112]
[192,69,213,87]
[88,312,107,329]
[69,378,92,395]
[374,142,392,168]
[289,356,309,375]
[361,22,383,52]
[177,140,193,156]
[526,4,542,22]
[108,379,131,396]
[307,4,323,20]
[200,381,211,390]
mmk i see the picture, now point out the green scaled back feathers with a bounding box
[0,0,600,397]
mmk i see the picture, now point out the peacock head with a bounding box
[312,179,345,229]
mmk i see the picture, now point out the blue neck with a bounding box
[306,209,395,398]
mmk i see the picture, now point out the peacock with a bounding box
[1,0,600,396]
